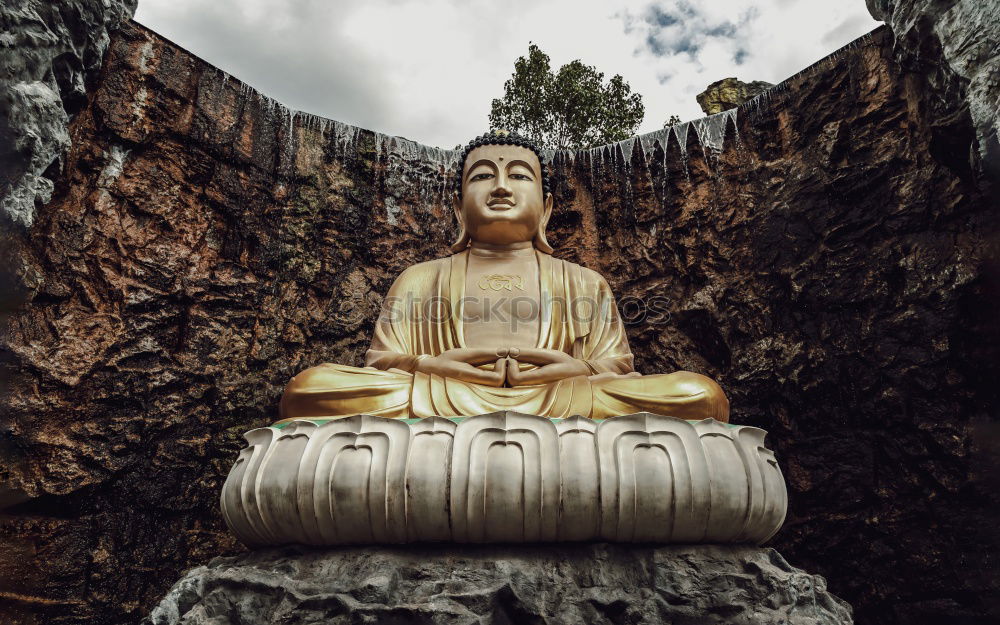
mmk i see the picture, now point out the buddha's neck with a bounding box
[468,241,535,259]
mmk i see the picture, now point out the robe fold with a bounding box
[278,250,729,421]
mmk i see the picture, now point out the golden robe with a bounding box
[278,250,729,422]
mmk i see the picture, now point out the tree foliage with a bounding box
[488,44,645,151]
[663,115,682,128]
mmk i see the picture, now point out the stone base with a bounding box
[221,412,788,546]
[144,544,852,625]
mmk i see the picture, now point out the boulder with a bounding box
[145,544,853,625]
[695,77,773,115]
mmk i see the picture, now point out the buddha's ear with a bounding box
[533,191,555,254]
[450,191,470,252]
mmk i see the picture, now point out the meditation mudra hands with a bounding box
[414,347,591,387]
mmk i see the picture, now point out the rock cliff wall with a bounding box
[0,18,996,625]
[867,0,1000,174]
[0,0,138,228]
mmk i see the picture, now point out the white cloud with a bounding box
[134,0,880,148]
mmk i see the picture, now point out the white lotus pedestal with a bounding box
[220,411,787,546]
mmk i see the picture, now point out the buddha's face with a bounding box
[455,144,553,247]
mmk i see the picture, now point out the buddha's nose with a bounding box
[491,174,513,196]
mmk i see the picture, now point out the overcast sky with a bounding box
[134,0,880,149]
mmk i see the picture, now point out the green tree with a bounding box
[489,44,644,150]
[663,115,682,128]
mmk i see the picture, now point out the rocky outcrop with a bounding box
[866,0,1000,173]
[0,0,137,228]
[1,20,996,625]
[145,544,852,625]
[696,77,773,115]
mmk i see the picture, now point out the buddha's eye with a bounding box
[510,173,532,181]
[470,172,493,181]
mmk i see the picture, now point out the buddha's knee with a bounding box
[279,363,362,418]
[667,370,730,422]
[285,363,338,393]
[279,363,414,421]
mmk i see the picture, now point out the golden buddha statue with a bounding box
[278,131,729,423]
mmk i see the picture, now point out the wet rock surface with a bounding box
[0,18,997,625]
[144,544,852,625]
[0,0,137,227]
[866,0,1000,172]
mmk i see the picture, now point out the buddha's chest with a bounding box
[463,255,540,348]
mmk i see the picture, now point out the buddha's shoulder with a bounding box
[549,255,611,287]
[390,255,455,284]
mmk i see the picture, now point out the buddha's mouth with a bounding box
[487,201,515,210]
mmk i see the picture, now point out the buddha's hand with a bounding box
[414,348,507,387]
[505,347,591,386]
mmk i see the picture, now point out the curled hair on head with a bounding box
[451,129,553,254]
[454,130,551,200]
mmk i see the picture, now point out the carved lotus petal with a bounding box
[220,412,787,546]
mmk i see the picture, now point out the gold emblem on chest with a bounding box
[478,274,525,291]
